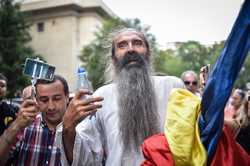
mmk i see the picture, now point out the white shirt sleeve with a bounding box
[55,117,104,166]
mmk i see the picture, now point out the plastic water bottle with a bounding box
[76,67,95,119]
[76,67,93,93]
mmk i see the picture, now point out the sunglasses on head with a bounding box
[184,81,198,86]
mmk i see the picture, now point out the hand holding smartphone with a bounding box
[199,64,210,94]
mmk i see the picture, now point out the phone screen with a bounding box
[23,58,55,80]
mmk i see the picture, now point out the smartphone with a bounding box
[204,64,210,74]
[203,64,211,82]
[23,58,55,81]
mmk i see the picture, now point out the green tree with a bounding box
[154,41,226,78]
[177,41,211,72]
[156,40,250,89]
[154,49,188,76]
[234,52,250,88]
[205,41,250,89]
[0,0,37,97]
[209,41,225,65]
[79,17,158,90]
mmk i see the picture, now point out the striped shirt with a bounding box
[8,115,61,166]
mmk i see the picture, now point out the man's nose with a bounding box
[48,99,55,110]
[127,42,135,52]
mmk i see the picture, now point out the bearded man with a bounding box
[56,28,184,166]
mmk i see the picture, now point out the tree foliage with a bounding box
[235,53,250,89]
[154,49,188,76]
[0,0,37,97]
[154,41,224,76]
[79,17,158,90]
[177,41,211,72]
[155,40,250,88]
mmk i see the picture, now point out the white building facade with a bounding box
[20,0,114,90]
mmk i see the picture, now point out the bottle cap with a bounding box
[77,67,86,74]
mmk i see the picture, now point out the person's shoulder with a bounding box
[153,75,181,81]
[0,101,17,116]
[152,75,184,88]
[93,83,116,96]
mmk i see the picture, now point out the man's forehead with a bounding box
[36,80,63,94]
[0,80,6,85]
[114,30,145,43]
[184,73,197,79]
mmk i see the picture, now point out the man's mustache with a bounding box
[118,51,146,69]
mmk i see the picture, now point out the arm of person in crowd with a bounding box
[0,99,38,165]
[62,89,103,164]
[224,103,247,137]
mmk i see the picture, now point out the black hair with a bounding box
[0,73,7,82]
[235,89,245,100]
[35,74,69,96]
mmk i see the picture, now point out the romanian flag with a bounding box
[164,89,206,166]
[141,89,250,166]
[199,0,250,162]
[141,0,250,165]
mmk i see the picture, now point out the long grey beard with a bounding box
[116,64,160,154]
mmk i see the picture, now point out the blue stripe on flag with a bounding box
[199,0,250,163]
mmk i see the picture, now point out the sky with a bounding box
[103,0,244,47]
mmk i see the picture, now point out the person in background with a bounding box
[224,89,245,116]
[0,75,69,166]
[224,89,245,136]
[0,73,18,136]
[56,28,184,166]
[225,89,245,117]
[22,85,32,101]
[236,95,250,154]
[181,70,201,97]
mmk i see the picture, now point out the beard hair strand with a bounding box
[115,53,160,155]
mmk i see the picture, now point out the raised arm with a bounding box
[61,89,103,164]
[0,99,38,165]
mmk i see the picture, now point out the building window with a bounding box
[37,22,44,32]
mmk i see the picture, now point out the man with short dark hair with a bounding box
[0,75,69,166]
[57,28,184,165]
[0,73,18,136]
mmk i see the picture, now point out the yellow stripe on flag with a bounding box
[164,89,207,166]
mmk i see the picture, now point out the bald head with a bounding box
[22,85,32,100]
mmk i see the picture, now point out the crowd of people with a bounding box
[0,27,249,166]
